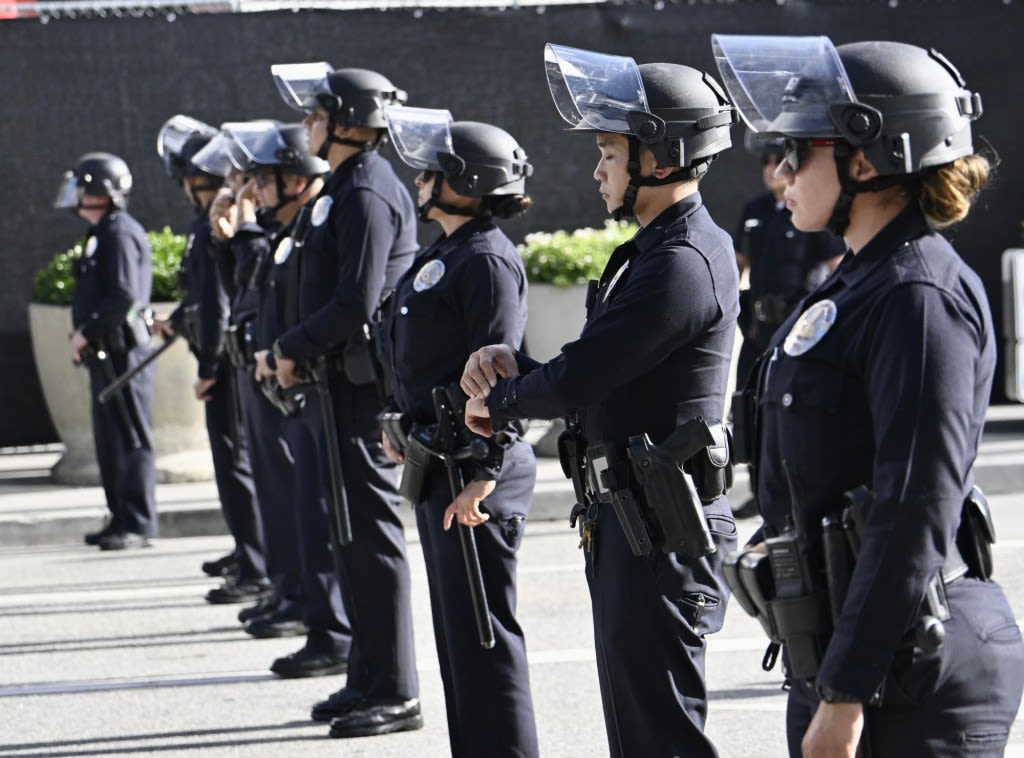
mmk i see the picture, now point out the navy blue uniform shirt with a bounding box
[172,212,229,378]
[254,213,304,352]
[736,190,844,301]
[72,210,152,346]
[278,150,417,358]
[755,205,995,700]
[488,192,739,446]
[227,221,275,327]
[381,217,528,479]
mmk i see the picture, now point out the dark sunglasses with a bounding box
[782,138,836,173]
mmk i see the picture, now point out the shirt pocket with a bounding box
[764,358,845,470]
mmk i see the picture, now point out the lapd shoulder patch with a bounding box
[311,195,333,227]
[274,237,294,264]
[784,299,837,356]
[84,237,98,258]
[414,259,445,292]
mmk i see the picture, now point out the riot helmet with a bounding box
[386,106,533,221]
[190,121,279,179]
[157,115,219,180]
[272,62,407,157]
[712,35,983,233]
[54,152,132,211]
[545,44,737,218]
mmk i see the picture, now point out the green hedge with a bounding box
[32,226,186,305]
[518,220,639,288]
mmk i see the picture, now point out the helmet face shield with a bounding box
[711,34,854,136]
[157,115,217,178]
[193,121,278,176]
[544,44,648,133]
[385,106,454,172]
[272,62,334,113]
[53,171,80,208]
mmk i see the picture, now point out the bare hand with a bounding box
[443,479,496,530]
[275,356,300,389]
[70,329,88,364]
[253,350,274,381]
[382,430,404,464]
[801,701,864,758]
[236,180,259,225]
[465,395,493,438]
[209,188,239,240]
[460,344,518,399]
[151,315,175,339]
[193,377,217,402]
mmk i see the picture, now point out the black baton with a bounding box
[224,365,245,467]
[431,385,495,650]
[89,344,142,450]
[97,336,176,405]
[308,357,353,546]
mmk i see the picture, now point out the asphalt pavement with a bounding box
[2,406,1024,757]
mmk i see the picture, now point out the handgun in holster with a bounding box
[585,441,653,558]
[380,412,412,459]
[626,417,728,559]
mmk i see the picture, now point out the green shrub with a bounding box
[32,226,187,305]
[518,220,639,288]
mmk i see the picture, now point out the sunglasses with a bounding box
[782,138,836,173]
[252,172,276,188]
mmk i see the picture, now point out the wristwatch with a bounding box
[817,685,862,704]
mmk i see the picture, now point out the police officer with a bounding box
[56,153,157,551]
[463,45,739,757]
[270,63,420,735]
[731,133,845,519]
[713,34,1024,756]
[154,116,270,603]
[734,132,845,389]
[378,106,538,757]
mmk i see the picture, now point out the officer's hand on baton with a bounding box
[465,396,493,438]
[382,430,405,464]
[443,478,496,530]
[253,350,274,381]
[151,314,176,339]
[193,377,217,402]
[275,356,300,389]
[460,344,518,398]
[70,329,88,365]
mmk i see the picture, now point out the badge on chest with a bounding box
[274,237,294,264]
[311,195,333,227]
[414,259,445,292]
[784,299,837,356]
[84,237,98,258]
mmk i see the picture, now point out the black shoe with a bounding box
[731,497,759,520]
[311,686,366,723]
[98,532,152,551]
[245,610,309,639]
[328,699,423,738]
[237,596,279,624]
[201,552,238,577]
[205,577,272,605]
[84,521,117,546]
[270,647,348,679]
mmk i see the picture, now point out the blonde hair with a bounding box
[918,153,993,229]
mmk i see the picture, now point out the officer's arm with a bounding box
[817,281,985,700]
[487,245,721,424]
[79,224,141,343]
[196,221,230,379]
[278,188,396,360]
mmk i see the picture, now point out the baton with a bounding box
[88,345,142,450]
[283,357,353,546]
[224,365,245,467]
[98,336,176,405]
[431,385,495,650]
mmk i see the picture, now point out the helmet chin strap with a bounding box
[826,142,915,236]
[612,137,709,221]
[417,172,479,224]
[317,115,384,160]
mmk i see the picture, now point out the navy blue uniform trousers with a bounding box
[584,497,736,758]
[415,440,539,758]
[236,368,302,606]
[786,578,1024,757]
[88,348,157,537]
[303,371,417,700]
[282,393,352,656]
[205,364,264,582]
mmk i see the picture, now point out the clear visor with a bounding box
[192,121,276,176]
[271,62,334,113]
[156,114,216,159]
[385,106,454,172]
[53,172,80,208]
[711,34,855,133]
[544,44,648,133]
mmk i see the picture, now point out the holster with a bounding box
[123,302,154,350]
[957,485,996,580]
[400,424,439,504]
[224,321,255,368]
[556,423,588,511]
[258,376,303,417]
[342,324,383,387]
[380,412,412,458]
[585,441,654,558]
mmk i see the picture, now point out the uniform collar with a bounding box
[419,216,491,262]
[839,204,930,288]
[325,150,370,191]
[632,192,703,254]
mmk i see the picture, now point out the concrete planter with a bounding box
[525,282,588,363]
[28,302,213,484]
